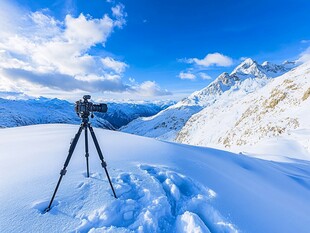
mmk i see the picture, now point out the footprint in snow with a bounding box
[73,164,238,233]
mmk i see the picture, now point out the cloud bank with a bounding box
[178,72,196,80]
[0,2,170,99]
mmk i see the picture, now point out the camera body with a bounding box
[75,95,107,118]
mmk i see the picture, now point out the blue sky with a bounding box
[0,0,310,101]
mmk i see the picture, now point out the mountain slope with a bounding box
[1,124,310,232]
[176,61,310,161]
[121,59,294,140]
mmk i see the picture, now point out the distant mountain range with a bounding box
[0,98,174,129]
[121,58,297,140]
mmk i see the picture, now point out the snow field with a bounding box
[1,124,310,232]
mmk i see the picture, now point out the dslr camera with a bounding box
[75,95,107,118]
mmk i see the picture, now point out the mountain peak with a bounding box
[282,60,297,69]
[242,58,256,65]
[261,61,272,66]
[283,60,295,65]
[232,58,259,75]
[261,61,278,70]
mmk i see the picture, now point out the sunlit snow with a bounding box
[1,124,310,232]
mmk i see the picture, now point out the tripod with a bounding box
[45,115,117,213]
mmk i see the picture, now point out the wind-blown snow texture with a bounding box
[121,59,295,141]
[0,98,173,129]
[1,124,310,232]
[176,61,310,161]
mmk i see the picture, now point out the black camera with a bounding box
[75,95,107,118]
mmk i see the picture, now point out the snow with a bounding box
[120,105,203,141]
[1,124,310,232]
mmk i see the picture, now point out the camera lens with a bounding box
[92,103,107,113]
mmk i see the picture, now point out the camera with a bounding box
[75,95,107,118]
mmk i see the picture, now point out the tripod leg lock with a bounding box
[101,161,107,168]
[60,169,67,175]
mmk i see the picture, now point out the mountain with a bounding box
[176,61,310,161]
[121,59,294,140]
[0,98,173,129]
[1,124,310,232]
[97,101,173,128]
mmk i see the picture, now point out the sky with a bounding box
[0,0,310,102]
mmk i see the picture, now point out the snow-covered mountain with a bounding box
[0,98,173,129]
[176,61,310,161]
[121,59,294,140]
[1,124,310,232]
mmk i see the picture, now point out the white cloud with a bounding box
[0,10,118,78]
[64,14,114,47]
[297,46,310,63]
[101,57,128,73]
[0,91,30,100]
[129,77,135,83]
[112,4,124,17]
[0,3,128,95]
[178,71,196,80]
[186,52,233,67]
[0,1,24,36]
[198,72,212,80]
[111,3,127,28]
[135,81,171,97]
[0,2,172,100]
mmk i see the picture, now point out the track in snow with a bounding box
[33,165,237,233]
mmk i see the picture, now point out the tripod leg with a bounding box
[84,126,90,178]
[45,125,84,213]
[88,124,117,198]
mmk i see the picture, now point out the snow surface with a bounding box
[1,124,310,232]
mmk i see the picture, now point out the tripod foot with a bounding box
[44,207,51,213]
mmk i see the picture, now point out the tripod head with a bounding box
[75,95,108,120]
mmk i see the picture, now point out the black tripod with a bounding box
[45,115,117,213]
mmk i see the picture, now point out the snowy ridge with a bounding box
[1,124,310,232]
[180,58,294,107]
[121,59,294,140]
[176,61,310,161]
[231,58,292,79]
[0,98,172,129]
